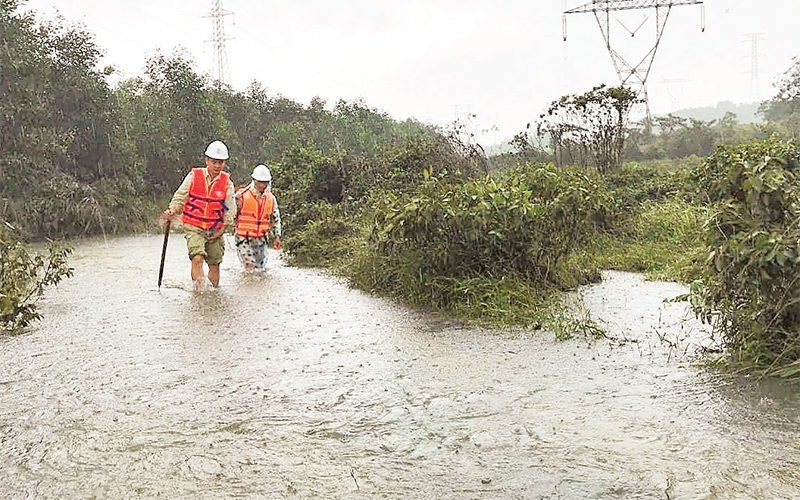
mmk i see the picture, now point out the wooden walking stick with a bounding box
[158,219,171,289]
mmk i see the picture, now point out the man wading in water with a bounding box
[163,140,236,289]
[234,164,282,270]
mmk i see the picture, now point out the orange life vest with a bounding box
[181,168,230,230]
[235,187,276,238]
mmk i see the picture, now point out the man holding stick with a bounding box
[162,140,236,288]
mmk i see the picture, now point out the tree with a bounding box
[759,57,800,139]
[509,123,553,164]
[0,0,118,238]
[106,49,234,195]
[537,85,639,173]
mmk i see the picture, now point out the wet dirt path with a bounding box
[1,235,799,499]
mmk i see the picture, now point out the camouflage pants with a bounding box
[233,235,270,270]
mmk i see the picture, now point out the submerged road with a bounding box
[1,234,799,499]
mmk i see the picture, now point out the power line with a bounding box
[650,0,743,112]
[660,77,690,112]
[562,0,705,122]
[743,32,765,103]
[204,0,234,86]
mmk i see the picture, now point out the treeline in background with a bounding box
[4,0,800,379]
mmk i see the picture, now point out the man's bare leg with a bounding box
[191,255,206,282]
[208,264,220,287]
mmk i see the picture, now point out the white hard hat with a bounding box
[204,140,229,160]
[252,164,272,182]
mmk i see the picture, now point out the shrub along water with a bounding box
[690,139,800,378]
[0,223,73,333]
[286,159,709,336]
[339,164,611,326]
[567,159,707,283]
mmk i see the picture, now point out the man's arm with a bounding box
[223,180,236,227]
[165,172,192,215]
[271,200,282,250]
[271,200,282,237]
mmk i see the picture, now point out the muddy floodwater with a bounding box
[1,234,799,499]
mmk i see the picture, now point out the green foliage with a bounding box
[689,139,800,377]
[0,1,140,239]
[656,116,718,159]
[122,49,233,194]
[759,57,800,139]
[282,200,361,269]
[272,126,488,253]
[547,297,605,342]
[538,84,639,173]
[559,159,710,283]
[603,159,699,210]
[0,222,73,332]
[345,164,609,323]
[587,198,708,282]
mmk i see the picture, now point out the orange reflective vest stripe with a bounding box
[235,188,276,238]
[181,168,230,230]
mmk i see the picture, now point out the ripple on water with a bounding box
[0,239,799,499]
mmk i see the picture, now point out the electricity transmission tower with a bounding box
[205,0,234,86]
[660,77,690,112]
[744,32,765,103]
[563,0,705,121]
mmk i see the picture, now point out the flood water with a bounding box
[1,234,799,499]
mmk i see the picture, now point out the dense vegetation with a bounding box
[690,141,800,377]
[345,164,611,325]
[4,1,800,380]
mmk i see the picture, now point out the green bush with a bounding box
[348,164,610,318]
[0,222,73,332]
[283,200,361,268]
[603,159,699,211]
[587,197,708,281]
[689,139,800,377]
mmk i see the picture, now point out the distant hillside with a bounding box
[664,101,763,124]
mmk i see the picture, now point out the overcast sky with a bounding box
[20,0,800,144]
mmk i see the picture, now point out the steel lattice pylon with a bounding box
[563,0,705,120]
[205,0,234,86]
